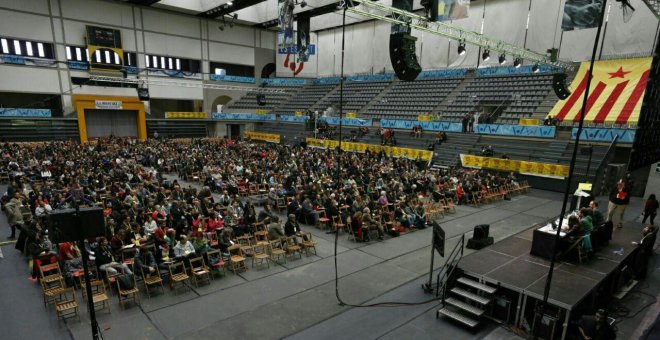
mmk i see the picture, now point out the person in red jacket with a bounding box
[607,179,630,229]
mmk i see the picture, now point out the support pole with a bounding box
[533,1,608,339]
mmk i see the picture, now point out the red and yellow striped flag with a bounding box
[547,58,652,125]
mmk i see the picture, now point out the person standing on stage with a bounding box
[607,179,630,229]
[642,194,658,225]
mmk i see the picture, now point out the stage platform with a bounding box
[457,221,643,338]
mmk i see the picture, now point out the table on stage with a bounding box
[530,215,573,260]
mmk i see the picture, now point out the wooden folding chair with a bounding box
[39,262,63,288]
[189,257,212,287]
[88,280,111,314]
[236,234,254,257]
[227,244,247,273]
[300,233,317,256]
[285,236,303,260]
[205,249,227,278]
[332,215,346,233]
[55,287,79,320]
[269,239,286,264]
[140,265,164,298]
[168,261,190,295]
[251,243,270,269]
[318,210,331,230]
[115,273,140,309]
[254,229,270,246]
[444,198,457,214]
[41,275,66,308]
[276,197,287,213]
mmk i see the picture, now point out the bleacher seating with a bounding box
[227,84,303,111]
[314,81,391,114]
[271,83,337,115]
[363,77,463,120]
[441,74,555,124]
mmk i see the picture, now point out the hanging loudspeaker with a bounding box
[553,73,571,100]
[389,33,421,82]
[257,94,266,106]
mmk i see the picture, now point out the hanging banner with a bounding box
[95,100,122,110]
[546,57,652,125]
[562,0,603,31]
[306,138,433,161]
[460,154,569,179]
[245,131,280,143]
[165,112,207,119]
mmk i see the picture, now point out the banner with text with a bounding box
[0,108,52,118]
[571,127,636,143]
[460,154,569,179]
[318,117,372,127]
[475,124,556,138]
[380,119,463,132]
[279,115,308,123]
[165,112,207,119]
[307,138,433,161]
[245,131,280,143]
[211,113,276,121]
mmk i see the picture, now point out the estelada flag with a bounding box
[547,57,652,125]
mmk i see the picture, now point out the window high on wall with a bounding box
[210,61,254,78]
[145,54,200,73]
[65,45,136,67]
[1,37,54,59]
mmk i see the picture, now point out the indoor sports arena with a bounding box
[0,0,659,339]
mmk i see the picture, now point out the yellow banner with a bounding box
[306,138,433,161]
[519,118,539,126]
[255,109,269,115]
[546,57,652,125]
[418,115,433,122]
[460,154,569,179]
[295,111,304,116]
[245,131,280,143]
[346,112,357,118]
[165,112,207,119]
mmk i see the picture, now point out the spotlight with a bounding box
[457,41,466,56]
[498,53,506,65]
[227,1,233,5]
[481,49,490,61]
[532,64,540,73]
[514,58,522,68]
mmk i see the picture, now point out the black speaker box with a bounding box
[473,224,490,240]
[467,236,494,249]
[49,207,106,243]
[137,87,150,101]
[390,33,421,81]
[553,73,571,100]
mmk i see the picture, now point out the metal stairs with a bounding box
[437,275,498,328]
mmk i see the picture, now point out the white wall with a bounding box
[0,0,274,114]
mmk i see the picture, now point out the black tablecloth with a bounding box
[531,229,563,260]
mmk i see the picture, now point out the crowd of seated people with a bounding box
[1,136,525,289]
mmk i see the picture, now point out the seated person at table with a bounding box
[579,208,594,234]
[565,216,584,238]
[589,201,605,226]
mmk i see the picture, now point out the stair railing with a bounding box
[435,233,466,304]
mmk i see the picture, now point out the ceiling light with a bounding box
[457,41,466,56]
[498,53,506,65]
[514,58,522,68]
[481,49,490,61]
[227,1,233,5]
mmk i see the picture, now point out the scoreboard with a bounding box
[86,25,123,71]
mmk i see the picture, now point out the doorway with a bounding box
[229,124,241,140]
[85,109,138,138]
